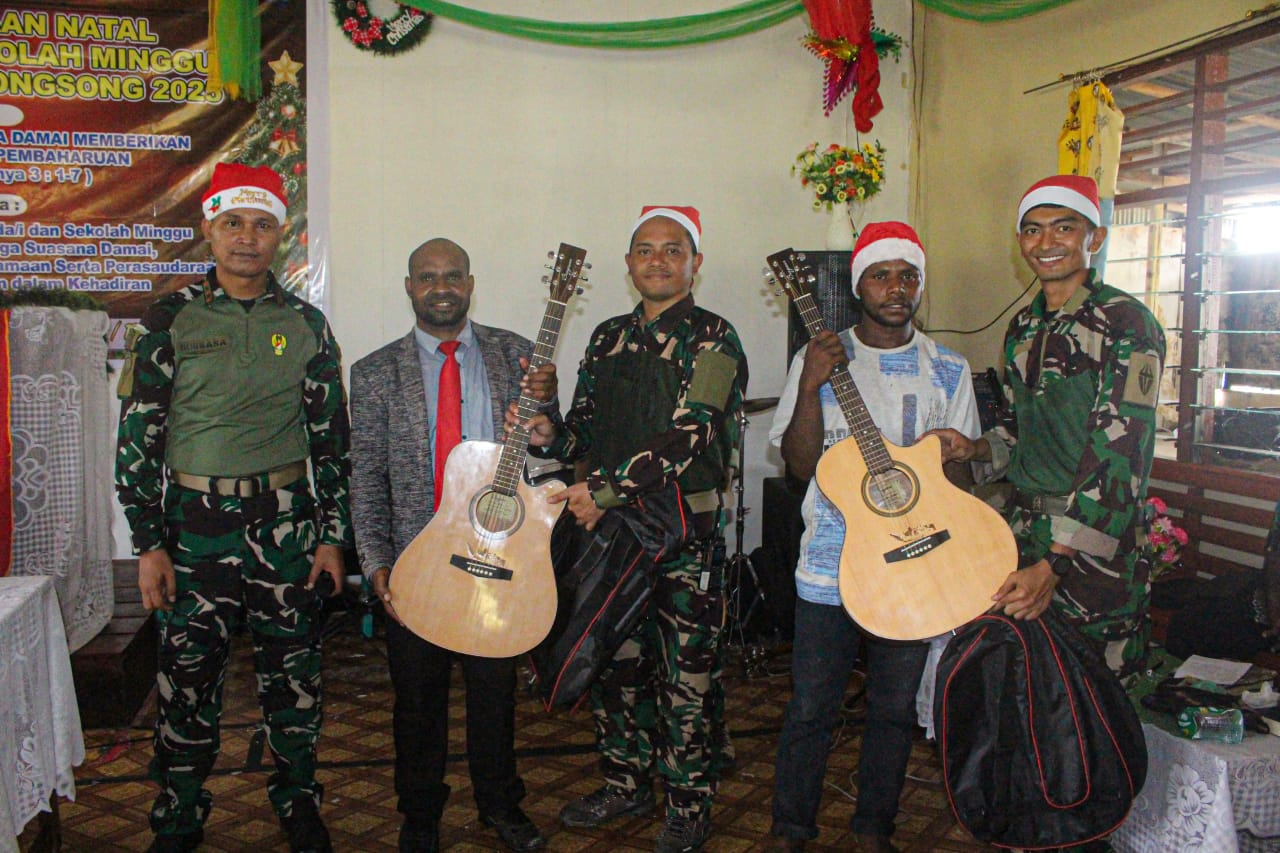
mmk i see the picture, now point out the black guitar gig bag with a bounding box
[531,483,694,710]
[935,608,1147,849]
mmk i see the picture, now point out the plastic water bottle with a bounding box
[1177,706,1245,744]
[359,576,376,639]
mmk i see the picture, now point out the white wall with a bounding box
[324,0,916,556]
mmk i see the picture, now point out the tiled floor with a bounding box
[22,607,993,852]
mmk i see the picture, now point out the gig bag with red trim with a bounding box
[531,484,693,710]
[934,608,1147,849]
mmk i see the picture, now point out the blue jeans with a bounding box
[771,598,929,840]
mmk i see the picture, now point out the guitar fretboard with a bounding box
[493,298,568,497]
[790,274,896,477]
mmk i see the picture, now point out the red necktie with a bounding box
[434,339,462,511]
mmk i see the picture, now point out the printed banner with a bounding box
[0,1,311,329]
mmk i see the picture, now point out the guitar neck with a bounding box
[492,297,568,496]
[792,291,896,476]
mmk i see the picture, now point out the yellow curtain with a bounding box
[1058,80,1124,200]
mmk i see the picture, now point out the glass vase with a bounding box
[825,200,858,250]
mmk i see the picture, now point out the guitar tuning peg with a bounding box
[796,252,807,261]
[575,287,584,295]
[541,274,551,283]
[583,261,592,270]
[547,250,556,260]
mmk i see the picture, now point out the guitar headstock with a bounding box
[764,248,816,304]
[546,243,589,303]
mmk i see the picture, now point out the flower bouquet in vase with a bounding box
[793,140,886,250]
[1145,496,1189,579]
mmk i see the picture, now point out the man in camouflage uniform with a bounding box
[115,163,350,853]
[521,206,747,853]
[938,174,1165,677]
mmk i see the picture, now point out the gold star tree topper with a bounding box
[268,51,303,87]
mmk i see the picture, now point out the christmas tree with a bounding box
[234,51,310,299]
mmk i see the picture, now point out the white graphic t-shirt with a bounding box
[768,329,982,606]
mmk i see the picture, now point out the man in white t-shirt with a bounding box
[763,222,982,853]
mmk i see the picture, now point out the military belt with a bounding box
[1012,489,1069,516]
[170,460,307,498]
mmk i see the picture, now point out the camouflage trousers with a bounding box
[150,479,325,836]
[589,543,725,819]
[1008,507,1151,678]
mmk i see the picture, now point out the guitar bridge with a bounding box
[450,554,513,581]
[883,530,951,563]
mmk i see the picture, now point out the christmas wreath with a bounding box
[331,0,433,54]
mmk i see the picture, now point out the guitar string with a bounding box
[791,262,912,514]
[474,258,578,549]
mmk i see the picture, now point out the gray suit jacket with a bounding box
[349,322,534,576]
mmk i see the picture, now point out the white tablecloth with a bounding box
[0,576,85,851]
[1113,721,1280,852]
[7,307,115,653]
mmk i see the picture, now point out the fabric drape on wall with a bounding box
[1059,81,1124,198]
[217,0,1076,74]
[916,0,1080,20]
[394,0,805,47]
[7,308,114,652]
[1059,80,1124,275]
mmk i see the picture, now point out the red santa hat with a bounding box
[850,221,926,294]
[631,205,701,252]
[201,162,288,225]
[1017,174,1101,228]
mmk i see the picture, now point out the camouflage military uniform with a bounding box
[116,271,351,837]
[985,271,1164,676]
[535,295,747,820]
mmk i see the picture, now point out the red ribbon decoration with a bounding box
[802,0,883,133]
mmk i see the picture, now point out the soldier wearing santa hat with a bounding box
[521,205,748,853]
[936,174,1166,679]
[116,162,350,853]
[763,222,982,853]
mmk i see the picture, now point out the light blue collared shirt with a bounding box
[414,321,494,466]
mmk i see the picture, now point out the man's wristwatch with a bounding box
[1048,552,1074,578]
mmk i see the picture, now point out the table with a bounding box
[0,577,86,852]
[1112,722,1280,852]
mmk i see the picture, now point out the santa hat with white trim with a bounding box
[1017,174,1101,228]
[631,205,701,252]
[850,221,926,295]
[201,162,288,225]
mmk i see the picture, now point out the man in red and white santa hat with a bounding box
[117,161,350,853]
[934,174,1166,681]
[521,204,748,853]
[764,221,983,853]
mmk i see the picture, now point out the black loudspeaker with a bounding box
[750,475,807,640]
[786,250,859,364]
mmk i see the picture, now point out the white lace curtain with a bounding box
[6,307,114,652]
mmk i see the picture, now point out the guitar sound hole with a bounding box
[471,490,523,538]
[863,467,918,516]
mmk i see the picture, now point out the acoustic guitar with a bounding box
[390,244,588,658]
[765,249,1015,641]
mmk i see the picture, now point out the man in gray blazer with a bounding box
[349,238,548,853]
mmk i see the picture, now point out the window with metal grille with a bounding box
[1106,17,1280,473]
